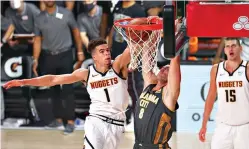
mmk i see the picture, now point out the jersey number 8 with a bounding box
[225,89,236,102]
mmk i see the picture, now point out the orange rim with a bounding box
[114,17,163,31]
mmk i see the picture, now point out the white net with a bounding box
[114,17,162,74]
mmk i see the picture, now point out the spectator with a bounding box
[108,0,146,124]
[142,1,165,16]
[4,0,40,56]
[1,15,15,49]
[97,1,112,39]
[74,1,112,37]
[77,0,102,56]
[33,0,84,134]
[40,0,75,12]
[5,0,40,34]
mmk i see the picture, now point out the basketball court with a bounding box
[2,129,213,149]
[1,1,249,149]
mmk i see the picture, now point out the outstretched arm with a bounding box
[3,69,88,89]
[162,55,181,111]
[213,38,225,64]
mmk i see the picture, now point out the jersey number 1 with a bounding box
[225,89,236,102]
[104,89,110,102]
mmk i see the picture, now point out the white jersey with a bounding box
[216,60,249,125]
[86,65,129,120]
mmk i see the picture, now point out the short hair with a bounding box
[224,38,241,46]
[87,38,107,54]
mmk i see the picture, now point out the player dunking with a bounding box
[199,38,249,149]
[4,38,131,149]
[134,54,181,149]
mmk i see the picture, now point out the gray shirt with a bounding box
[77,6,102,40]
[1,15,12,31]
[34,6,78,52]
[5,3,40,34]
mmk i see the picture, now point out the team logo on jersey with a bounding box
[92,74,99,77]
[238,71,243,76]
[90,77,118,89]
[218,81,243,88]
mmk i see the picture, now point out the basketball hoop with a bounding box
[114,17,163,74]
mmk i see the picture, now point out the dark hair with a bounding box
[224,38,241,46]
[87,38,107,54]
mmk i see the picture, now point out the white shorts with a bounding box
[83,115,125,149]
[211,122,249,149]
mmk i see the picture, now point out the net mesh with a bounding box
[114,17,162,74]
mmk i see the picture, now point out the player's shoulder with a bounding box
[210,63,221,77]
[212,63,219,71]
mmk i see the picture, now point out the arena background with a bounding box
[1,1,249,149]
[0,0,234,133]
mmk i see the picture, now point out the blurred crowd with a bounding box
[1,0,248,134]
[1,0,172,134]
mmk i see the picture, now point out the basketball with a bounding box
[125,18,152,43]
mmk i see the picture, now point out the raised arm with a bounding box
[213,38,225,64]
[112,47,131,78]
[141,46,158,88]
[162,55,181,111]
[199,64,218,142]
[3,69,88,89]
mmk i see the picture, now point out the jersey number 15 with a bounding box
[225,89,236,102]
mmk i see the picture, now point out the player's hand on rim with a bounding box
[199,127,207,142]
[3,80,24,90]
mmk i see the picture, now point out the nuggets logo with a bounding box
[218,81,243,88]
[90,77,118,89]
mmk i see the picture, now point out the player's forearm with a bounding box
[168,55,181,97]
[22,75,57,87]
[202,97,215,128]
[215,38,225,58]
[33,36,41,60]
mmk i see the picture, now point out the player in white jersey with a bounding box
[199,38,249,149]
[3,38,131,149]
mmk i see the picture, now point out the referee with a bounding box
[33,0,84,134]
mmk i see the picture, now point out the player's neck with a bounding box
[225,58,243,70]
[95,64,110,74]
